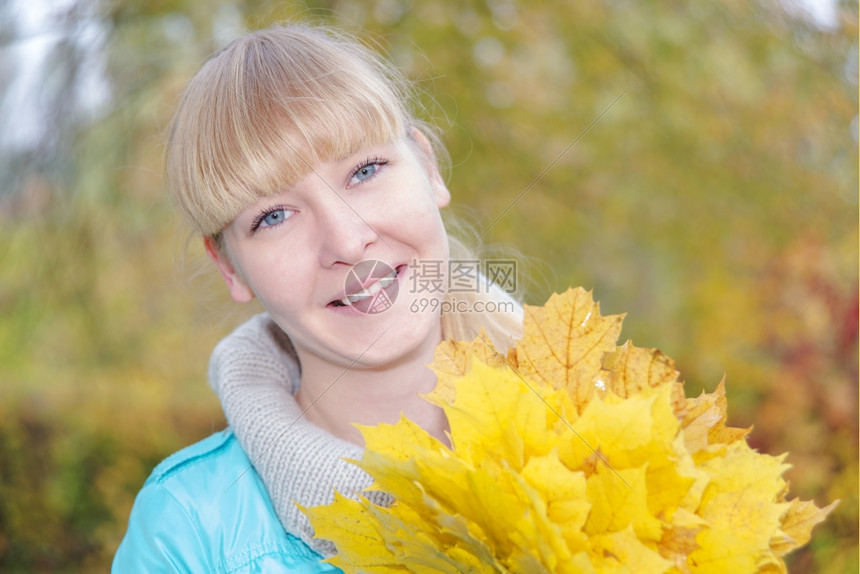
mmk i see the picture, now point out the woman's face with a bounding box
[209,133,451,371]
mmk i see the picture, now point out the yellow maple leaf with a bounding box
[430,331,512,405]
[304,287,836,573]
[516,289,623,408]
[770,497,839,558]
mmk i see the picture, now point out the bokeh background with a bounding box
[0,0,856,571]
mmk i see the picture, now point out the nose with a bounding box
[316,192,380,267]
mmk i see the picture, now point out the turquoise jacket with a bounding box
[113,429,341,573]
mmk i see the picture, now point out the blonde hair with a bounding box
[442,232,524,350]
[167,23,522,348]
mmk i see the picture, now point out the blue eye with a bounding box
[353,164,377,183]
[252,207,292,232]
[350,158,387,185]
[263,210,287,226]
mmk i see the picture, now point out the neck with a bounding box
[294,326,449,447]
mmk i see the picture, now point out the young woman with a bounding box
[114,23,522,571]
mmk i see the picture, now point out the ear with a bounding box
[410,127,451,209]
[203,236,255,303]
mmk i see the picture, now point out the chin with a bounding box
[345,313,441,368]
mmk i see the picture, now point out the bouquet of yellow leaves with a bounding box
[303,288,835,573]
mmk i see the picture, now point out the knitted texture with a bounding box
[208,313,390,557]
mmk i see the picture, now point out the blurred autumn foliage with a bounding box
[0,0,856,572]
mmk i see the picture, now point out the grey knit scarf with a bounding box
[207,313,391,557]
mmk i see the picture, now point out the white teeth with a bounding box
[339,268,397,306]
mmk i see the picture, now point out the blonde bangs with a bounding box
[167,25,410,237]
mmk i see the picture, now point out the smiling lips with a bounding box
[337,260,400,314]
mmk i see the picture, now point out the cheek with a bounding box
[394,192,446,234]
[237,247,315,303]
[422,206,449,244]
[414,206,449,254]
[390,202,446,248]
